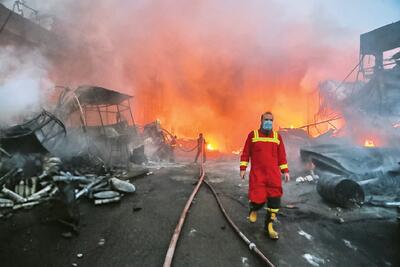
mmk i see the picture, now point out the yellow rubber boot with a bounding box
[266,208,279,240]
[248,211,257,223]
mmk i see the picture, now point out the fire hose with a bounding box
[204,180,275,266]
[175,143,199,153]
[163,139,275,267]
[163,142,205,267]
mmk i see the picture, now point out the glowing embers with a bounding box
[364,139,375,147]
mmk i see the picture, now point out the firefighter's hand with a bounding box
[283,172,290,182]
[240,170,246,180]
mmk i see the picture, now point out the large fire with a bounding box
[207,143,216,151]
[51,1,358,152]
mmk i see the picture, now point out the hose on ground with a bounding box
[204,180,275,267]
[163,139,275,266]
[163,143,205,267]
[176,143,199,153]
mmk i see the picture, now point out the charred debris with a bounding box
[0,85,177,232]
[283,21,400,215]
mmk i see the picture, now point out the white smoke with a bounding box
[0,46,53,126]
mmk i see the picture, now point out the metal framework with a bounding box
[56,86,137,167]
[359,20,400,79]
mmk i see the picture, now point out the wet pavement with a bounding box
[0,160,399,267]
[206,161,400,267]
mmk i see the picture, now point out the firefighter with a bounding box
[240,111,290,240]
[194,133,206,163]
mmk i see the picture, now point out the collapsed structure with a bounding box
[0,4,178,230]
[285,21,400,209]
[0,83,180,228]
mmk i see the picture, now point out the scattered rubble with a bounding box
[298,229,313,240]
[142,121,177,162]
[302,253,325,267]
[0,86,164,232]
[241,256,250,267]
[0,155,139,223]
[98,238,106,246]
[93,191,121,199]
[110,177,136,193]
[0,134,143,230]
[337,218,345,224]
[343,239,357,251]
[188,228,197,237]
[297,142,400,209]
[295,174,319,183]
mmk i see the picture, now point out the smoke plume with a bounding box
[2,0,362,150]
[0,46,53,126]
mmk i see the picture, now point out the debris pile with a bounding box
[281,128,399,209]
[300,143,400,208]
[0,86,152,226]
[0,152,138,222]
[142,121,176,162]
[284,22,400,210]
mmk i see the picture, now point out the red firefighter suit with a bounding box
[240,129,289,203]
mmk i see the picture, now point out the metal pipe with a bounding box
[298,116,342,129]
[27,184,53,201]
[94,196,121,205]
[13,200,40,210]
[0,168,19,187]
[53,175,90,183]
[1,187,26,203]
[0,147,12,158]
[75,178,105,199]
[0,198,14,208]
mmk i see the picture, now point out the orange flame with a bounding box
[207,143,216,151]
[364,139,375,147]
[50,1,358,152]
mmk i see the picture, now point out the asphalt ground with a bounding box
[206,161,400,267]
[0,160,399,267]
